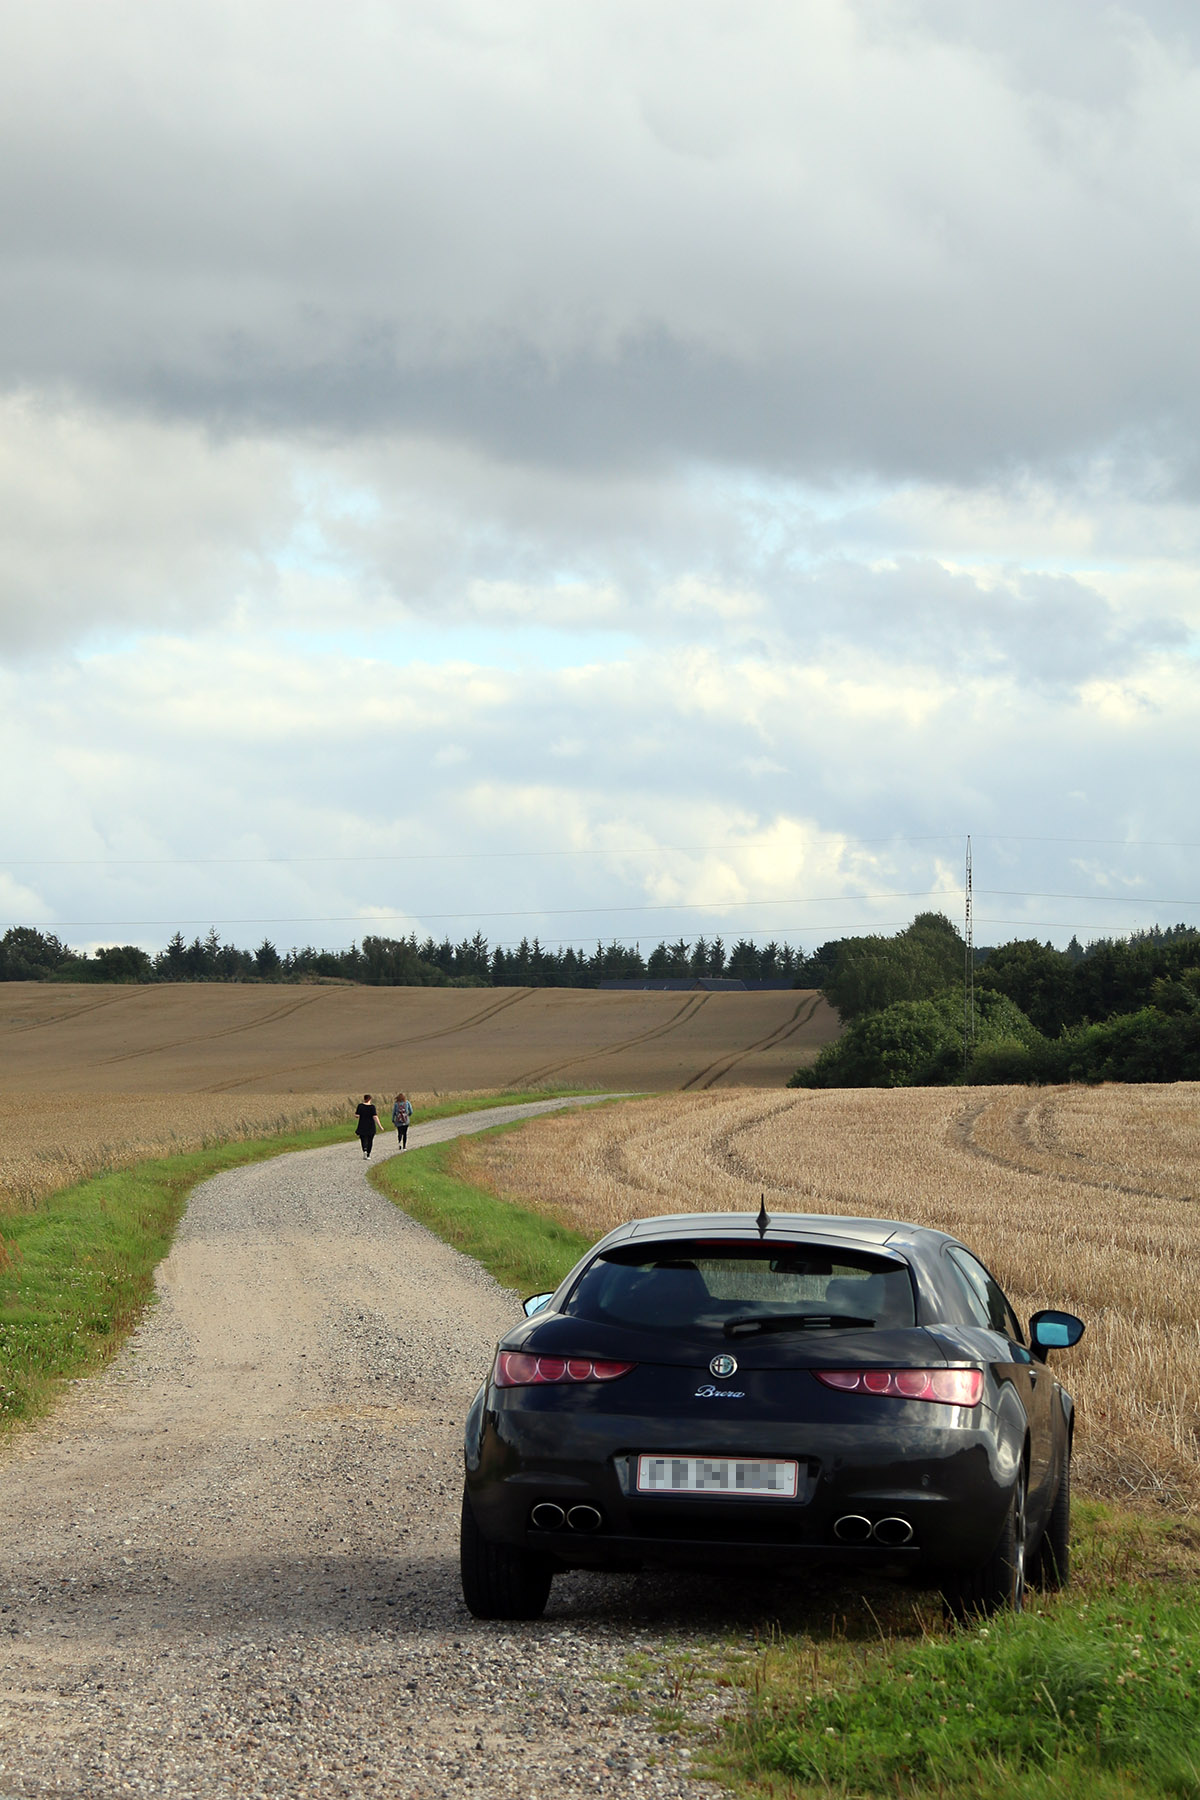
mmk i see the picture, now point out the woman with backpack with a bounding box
[392,1091,412,1150]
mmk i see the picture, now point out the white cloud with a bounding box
[2,623,1198,954]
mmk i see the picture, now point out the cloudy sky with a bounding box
[3,0,1200,960]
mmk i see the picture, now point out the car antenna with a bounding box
[756,1194,770,1237]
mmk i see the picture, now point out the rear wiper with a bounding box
[723,1313,876,1338]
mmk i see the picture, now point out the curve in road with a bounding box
[0,1098,730,1800]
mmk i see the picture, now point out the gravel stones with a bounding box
[0,1100,729,1798]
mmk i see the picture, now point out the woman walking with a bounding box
[392,1091,412,1149]
[355,1093,379,1158]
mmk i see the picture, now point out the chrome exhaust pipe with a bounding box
[872,1516,914,1546]
[833,1514,873,1544]
[530,1502,565,1530]
[566,1504,603,1533]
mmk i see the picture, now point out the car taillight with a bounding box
[493,1352,636,1388]
[815,1368,983,1405]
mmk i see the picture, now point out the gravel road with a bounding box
[0,1100,734,1799]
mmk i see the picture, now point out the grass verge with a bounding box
[0,1088,599,1430]
[685,1503,1200,1800]
[369,1127,592,1298]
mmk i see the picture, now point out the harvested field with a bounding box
[0,1092,355,1212]
[0,981,838,1095]
[455,1084,1200,1512]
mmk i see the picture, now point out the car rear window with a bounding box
[562,1240,916,1333]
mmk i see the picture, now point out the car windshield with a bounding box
[562,1240,916,1334]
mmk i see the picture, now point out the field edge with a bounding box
[0,1089,599,1433]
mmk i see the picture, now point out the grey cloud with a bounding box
[868,0,1200,105]
[0,399,293,653]
[0,391,1190,686]
[770,559,1191,684]
[2,2,1200,483]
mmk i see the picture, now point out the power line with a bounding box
[6,829,1200,868]
[976,834,1200,849]
[0,890,962,931]
[0,834,965,868]
[9,882,1200,935]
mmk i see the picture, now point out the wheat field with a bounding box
[455,1084,1200,1511]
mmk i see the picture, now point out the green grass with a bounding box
[698,1504,1200,1800]
[369,1127,592,1298]
[0,1088,600,1429]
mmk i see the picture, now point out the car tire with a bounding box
[942,1464,1027,1622]
[1029,1448,1071,1591]
[459,1487,554,1621]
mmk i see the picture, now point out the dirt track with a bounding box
[0,1099,733,1799]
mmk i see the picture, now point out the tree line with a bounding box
[0,925,811,988]
[793,913,1200,1088]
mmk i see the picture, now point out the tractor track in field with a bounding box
[203,987,536,1093]
[95,993,326,1068]
[0,988,148,1034]
[700,1096,867,1211]
[507,991,710,1089]
[946,1092,1187,1203]
[679,992,821,1092]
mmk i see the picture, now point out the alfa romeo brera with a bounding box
[460,1209,1083,1621]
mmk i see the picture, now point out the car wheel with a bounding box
[942,1465,1027,1621]
[459,1486,554,1620]
[1029,1448,1070,1591]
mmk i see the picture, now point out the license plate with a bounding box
[636,1455,800,1498]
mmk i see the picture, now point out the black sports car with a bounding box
[460,1208,1084,1620]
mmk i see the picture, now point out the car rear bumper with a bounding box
[466,1406,1018,1575]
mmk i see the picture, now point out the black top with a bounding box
[355,1102,378,1135]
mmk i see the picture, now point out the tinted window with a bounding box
[564,1240,916,1334]
[947,1248,1020,1338]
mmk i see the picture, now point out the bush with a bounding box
[967,1038,1057,1085]
[1062,1008,1200,1084]
[793,988,1049,1090]
[794,995,963,1088]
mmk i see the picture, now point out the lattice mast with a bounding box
[964,835,975,1071]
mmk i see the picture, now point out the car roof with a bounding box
[598,1211,956,1255]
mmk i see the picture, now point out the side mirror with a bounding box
[523,1292,554,1317]
[1030,1309,1085,1360]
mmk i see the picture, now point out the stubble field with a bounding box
[0,981,837,1096]
[0,1092,355,1212]
[455,1083,1200,1513]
